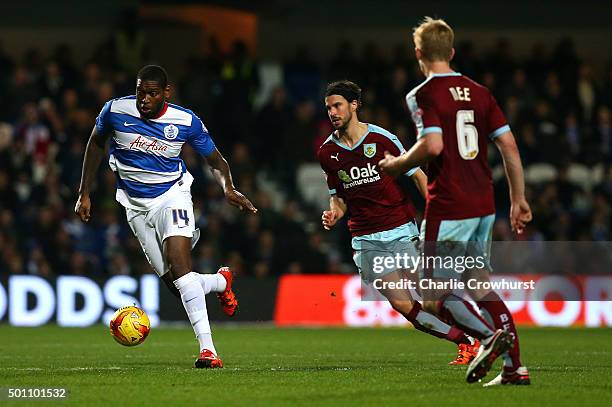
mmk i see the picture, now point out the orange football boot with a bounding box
[195,349,223,369]
[216,267,238,317]
[449,340,480,365]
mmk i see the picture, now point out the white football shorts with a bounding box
[125,187,200,277]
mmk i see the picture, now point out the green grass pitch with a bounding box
[0,325,611,406]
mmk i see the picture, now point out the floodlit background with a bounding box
[0,0,611,327]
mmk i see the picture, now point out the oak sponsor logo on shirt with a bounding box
[338,163,381,189]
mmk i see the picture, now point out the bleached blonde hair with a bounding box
[413,17,454,62]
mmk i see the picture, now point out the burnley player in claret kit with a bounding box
[379,18,532,385]
[318,80,482,365]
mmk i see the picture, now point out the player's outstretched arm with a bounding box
[379,133,443,177]
[494,131,532,234]
[205,148,257,213]
[322,196,347,230]
[410,169,428,199]
[75,126,110,222]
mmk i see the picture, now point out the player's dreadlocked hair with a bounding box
[325,80,362,107]
[137,65,168,88]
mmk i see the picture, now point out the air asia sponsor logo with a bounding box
[338,163,381,188]
[129,135,169,153]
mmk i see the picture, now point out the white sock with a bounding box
[413,310,451,335]
[441,295,495,340]
[174,272,217,354]
[197,273,227,294]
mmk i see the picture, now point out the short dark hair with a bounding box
[137,65,168,88]
[325,80,361,107]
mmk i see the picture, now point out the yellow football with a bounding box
[109,306,151,346]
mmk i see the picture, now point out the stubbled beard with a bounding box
[336,111,352,130]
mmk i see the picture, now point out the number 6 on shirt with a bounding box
[456,110,479,160]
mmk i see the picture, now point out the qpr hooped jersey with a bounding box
[95,96,216,211]
[317,123,418,237]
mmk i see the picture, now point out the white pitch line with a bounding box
[0,366,127,372]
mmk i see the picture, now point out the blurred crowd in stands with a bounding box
[0,30,611,278]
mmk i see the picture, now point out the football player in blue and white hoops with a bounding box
[75,65,257,368]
